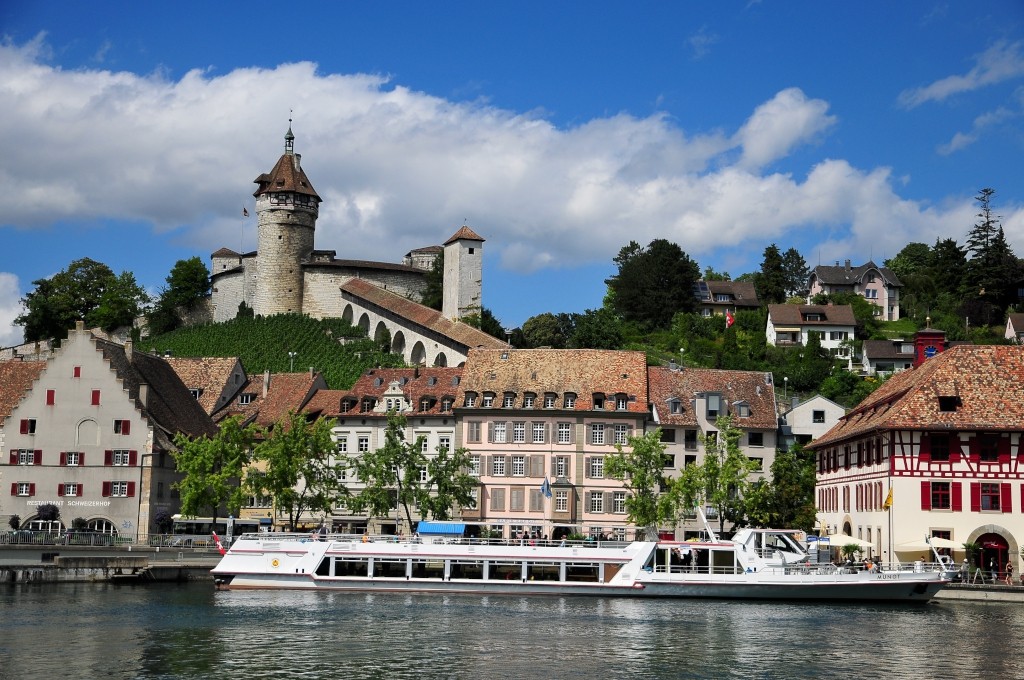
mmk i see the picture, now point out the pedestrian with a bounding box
[1005,560,1014,586]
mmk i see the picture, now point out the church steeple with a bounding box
[284,119,295,156]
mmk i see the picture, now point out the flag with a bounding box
[242,206,249,217]
[725,310,735,328]
[212,531,226,556]
[540,477,552,499]
[883,487,893,510]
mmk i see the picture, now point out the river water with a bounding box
[1,583,1022,679]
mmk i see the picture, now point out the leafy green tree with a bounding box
[462,307,507,340]
[248,412,339,531]
[703,266,731,281]
[884,242,931,281]
[16,258,147,341]
[781,247,810,298]
[520,312,571,348]
[147,257,212,335]
[819,371,886,408]
[343,413,476,530]
[754,244,788,304]
[675,416,759,534]
[420,252,444,310]
[929,237,968,299]
[568,307,625,349]
[37,503,60,523]
[605,429,681,540]
[743,444,817,531]
[172,416,260,527]
[606,239,701,331]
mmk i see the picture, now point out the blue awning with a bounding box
[259,517,273,525]
[416,521,465,535]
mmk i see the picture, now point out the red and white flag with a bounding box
[212,531,226,556]
[725,310,735,328]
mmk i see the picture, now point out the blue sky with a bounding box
[2,1,1023,346]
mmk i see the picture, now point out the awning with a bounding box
[829,534,875,550]
[259,517,272,525]
[774,327,801,333]
[896,537,963,551]
[416,521,466,535]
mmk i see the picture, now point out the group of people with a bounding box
[959,557,1017,585]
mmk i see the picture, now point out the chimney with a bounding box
[294,153,301,170]
[263,369,271,398]
[76,320,85,333]
[139,382,149,407]
[124,339,133,362]
[844,259,851,271]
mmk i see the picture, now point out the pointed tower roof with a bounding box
[252,125,321,202]
[444,225,484,245]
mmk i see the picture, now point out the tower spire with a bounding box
[285,112,295,155]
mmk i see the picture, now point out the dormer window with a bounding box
[190,389,203,400]
[523,393,536,408]
[615,394,628,411]
[544,393,557,409]
[361,398,376,413]
[503,393,516,408]
[419,397,434,412]
[564,393,576,409]
[669,400,682,415]
[482,392,495,407]
[593,393,605,410]
[707,394,721,418]
[340,399,354,414]
[938,396,960,412]
[736,403,751,418]
[441,397,454,413]
[464,392,478,408]
[239,394,254,406]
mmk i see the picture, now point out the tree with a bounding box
[462,307,507,340]
[343,413,476,530]
[781,247,810,298]
[248,412,339,531]
[37,503,61,523]
[172,416,260,527]
[147,257,212,335]
[605,429,680,540]
[16,258,148,341]
[675,416,759,534]
[8,515,20,531]
[605,239,701,331]
[520,312,571,349]
[754,244,788,304]
[420,252,444,310]
[884,242,931,281]
[568,307,624,349]
[743,444,817,531]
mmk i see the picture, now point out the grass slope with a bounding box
[139,314,405,389]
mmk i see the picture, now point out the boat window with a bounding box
[525,562,561,582]
[411,559,445,579]
[449,560,484,580]
[333,558,369,577]
[316,557,332,576]
[489,561,522,581]
[565,563,600,582]
[372,558,408,578]
[711,550,741,575]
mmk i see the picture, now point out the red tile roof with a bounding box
[306,367,464,418]
[253,152,321,201]
[768,303,856,326]
[165,357,243,415]
[647,365,778,430]
[0,360,46,426]
[810,345,1024,448]
[444,225,484,244]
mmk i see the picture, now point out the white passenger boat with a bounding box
[211,525,948,602]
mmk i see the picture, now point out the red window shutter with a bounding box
[123,420,131,436]
[10,483,16,496]
[60,451,67,466]
[127,481,136,497]
[967,435,978,460]
[104,450,113,466]
[952,482,963,512]
[999,435,1011,462]
[970,482,981,512]
[8,450,16,465]
[28,483,35,496]
[950,436,962,463]
[73,366,81,378]
[129,450,138,466]
[77,485,83,497]
[46,389,55,406]
[1001,483,1012,513]
[20,419,28,435]
[91,390,100,406]
[33,450,42,465]
[919,434,931,462]
[102,481,111,497]
[80,452,85,465]
[920,481,931,510]
[58,484,65,497]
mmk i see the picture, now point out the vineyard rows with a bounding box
[140,314,405,389]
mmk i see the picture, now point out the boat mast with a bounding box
[695,506,718,542]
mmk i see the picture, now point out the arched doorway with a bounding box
[976,532,1009,579]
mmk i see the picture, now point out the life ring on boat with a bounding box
[271,559,280,568]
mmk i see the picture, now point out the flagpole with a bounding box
[887,485,893,567]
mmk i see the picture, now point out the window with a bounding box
[662,454,675,468]
[482,393,495,407]
[46,389,55,406]
[91,389,101,406]
[523,394,535,408]
[589,457,604,478]
[557,423,572,444]
[589,491,604,513]
[613,492,626,514]
[513,422,526,443]
[593,394,605,410]
[660,428,676,443]
[532,422,545,443]
[19,419,36,435]
[73,366,81,378]
[15,482,34,497]
[492,422,507,443]
[113,420,131,435]
[512,455,526,476]
[419,466,429,483]
[239,393,254,406]
[111,450,132,466]
[467,421,482,443]
[503,393,515,408]
[419,435,429,453]
[929,433,951,462]
[544,393,556,409]
[555,490,568,512]
[64,451,82,466]
[684,430,698,450]
[669,400,682,414]
[438,436,451,453]
[465,393,478,408]
[466,488,478,509]
[60,483,81,497]
[419,398,431,412]
[980,483,1000,511]
[492,456,506,476]
[469,455,481,476]
[748,432,764,447]
[748,457,763,471]
[938,396,959,412]
[931,482,951,510]
[441,397,453,412]
[736,403,751,417]
[707,394,721,418]
[110,481,129,497]
[830,331,849,340]
[554,456,568,477]
[590,424,605,445]
[979,434,1000,462]
[336,437,348,453]
[564,393,576,409]
[510,488,526,512]
[614,424,629,445]
[615,395,628,411]
[812,410,825,424]
[358,437,370,453]
[864,289,878,299]
[15,449,37,465]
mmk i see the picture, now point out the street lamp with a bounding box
[783,376,788,403]
[288,351,297,372]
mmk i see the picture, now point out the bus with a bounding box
[169,515,261,545]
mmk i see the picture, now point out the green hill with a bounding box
[139,314,404,389]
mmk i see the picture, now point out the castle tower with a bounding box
[252,124,321,316]
[442,225,484,320]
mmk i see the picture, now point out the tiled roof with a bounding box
[221,371,327,428]
[648,365,778,430]
[459,349,649,413]
[165,357,243,415]
[306,367,464,418]
[810,345,1024,448]
[340,278,506,352]
[1007,313,1024,331]
[305,259,423,274]
[95,339,218,448]
[444,225,484,244]
[211,247,240,258]
[861,339,913,361]
[407,245,443,255]
[702,280,760,308]
[0,360,46,426]
[252,153,321,201]
[768,304,856,326]
[811,260,902,287]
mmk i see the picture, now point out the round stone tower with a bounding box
[252,124,321,316]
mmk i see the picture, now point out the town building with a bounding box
[777,394,846,450]
[807,259,902,321]
[765,303,856,369]
[164,356,248,417]
[1005,312,1024,343]
[693,280,760,318]
[809,340,1024,576]
[0,322,216,539]
[860,339,916,376]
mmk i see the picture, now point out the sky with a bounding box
[2,1,1024,347]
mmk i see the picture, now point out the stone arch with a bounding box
[433,351,448,367]
[342,304,354,325]
[967,525,1018,572]
[76,418,99,447]
[357,313,370,335]
[373,321,390,347]
[410,341,427,366]
[391,330,407,356]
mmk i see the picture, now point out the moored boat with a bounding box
[211,526,948,602]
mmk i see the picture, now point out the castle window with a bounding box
[468,248,475,254]
[544,393,557,409]
[523,393,536,408]
[503,393,516,408]
[564,393,576,409]
[482,393,495,407]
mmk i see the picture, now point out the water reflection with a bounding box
[2,584,1024,678]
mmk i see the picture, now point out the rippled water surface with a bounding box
[2,583,1022,679]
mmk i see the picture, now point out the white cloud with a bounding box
[899,40,1024,108]
[937,106,1017,155]
[687,27,719,60]
[0,37,1020,294]
[0,273,25,348]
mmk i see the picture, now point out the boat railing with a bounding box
[231,532,630,549]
